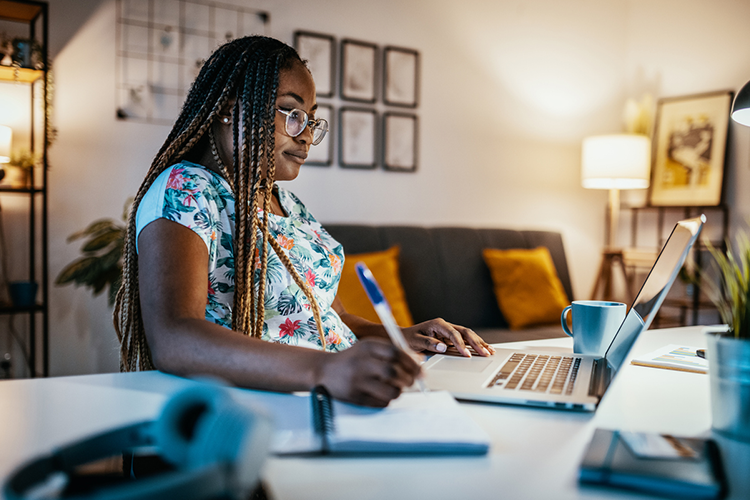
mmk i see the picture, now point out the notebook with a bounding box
[422,216,705,411]
[271,386,490,455]
[579,428,726,499]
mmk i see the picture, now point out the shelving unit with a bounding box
[0,0,49,377]
[625,204,728,328]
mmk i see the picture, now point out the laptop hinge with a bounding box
[588,358,613,398]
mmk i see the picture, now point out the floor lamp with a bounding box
[582,134,651,302]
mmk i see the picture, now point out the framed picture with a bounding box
[383,113,418,172]
[649,90,734,207]
[383,46,419,108]
[340,39,377,103]
[339,108,377,169]
[294,31,335,98]
[305,104,333,167]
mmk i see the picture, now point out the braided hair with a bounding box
[114,36,327,372]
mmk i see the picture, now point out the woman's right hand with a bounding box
[316,338,421,407]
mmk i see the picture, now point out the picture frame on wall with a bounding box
[383,112,418,172]
[648,90,734,207]
[383,46,419,108]
[340,107,377,169]
[340,39,377,103]
[305,104,334,167]
[293,31,335,98]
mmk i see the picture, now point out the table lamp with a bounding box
[732,80,750,127]
[582,134,650,301]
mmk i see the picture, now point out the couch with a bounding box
[323,224,573,344]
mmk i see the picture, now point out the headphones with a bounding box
[3,384,272,500]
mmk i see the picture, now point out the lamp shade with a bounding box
[581,134,651,190]
[732,80,750,127]
[0,125,11,163]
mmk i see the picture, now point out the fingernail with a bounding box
[483,347,490,355]
[436,343,447,353]
[464,349,472,357]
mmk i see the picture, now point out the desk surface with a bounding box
[1,326,748,500]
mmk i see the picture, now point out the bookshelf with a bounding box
[0,0,49,377]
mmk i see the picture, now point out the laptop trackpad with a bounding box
[430,357,494,373]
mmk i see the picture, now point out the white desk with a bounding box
[1,326,748,500]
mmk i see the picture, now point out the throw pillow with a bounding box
[482,246,569,330]
[337,246,414,327]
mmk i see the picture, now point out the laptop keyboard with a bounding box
[488,353,582,395]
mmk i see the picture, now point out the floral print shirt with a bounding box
[135,161,356,352]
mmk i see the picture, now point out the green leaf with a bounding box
[81,227,123,253]
[67,219,119,242]
[55,257,100,285]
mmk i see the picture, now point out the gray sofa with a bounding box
[324,224,572,344]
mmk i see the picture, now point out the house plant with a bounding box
[55,202,129,306]
[702,234,750,441]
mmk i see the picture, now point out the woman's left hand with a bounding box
[402,318,495,357]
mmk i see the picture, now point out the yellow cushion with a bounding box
[482,247,569,330]
[338,246,414,327]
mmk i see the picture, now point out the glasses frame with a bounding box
[276,108,328,146]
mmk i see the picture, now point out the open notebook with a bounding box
[271,388,490,456]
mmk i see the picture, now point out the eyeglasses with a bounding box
[276,108,328,146]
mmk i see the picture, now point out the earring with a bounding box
[221,116,230,124]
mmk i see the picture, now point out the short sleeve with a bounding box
[135,165,224,261]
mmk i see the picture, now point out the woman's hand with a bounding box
[316,338,421,407]
[402,319,495,358]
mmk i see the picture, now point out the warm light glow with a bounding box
[0,125,11,163]
[581,134,651,190]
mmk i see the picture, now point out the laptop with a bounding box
[422,216,705,411]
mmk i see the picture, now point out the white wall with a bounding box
[23,0,750,376]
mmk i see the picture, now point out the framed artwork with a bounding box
[305,104,334,167]
[383,113,418,172]
[339,108,377,169]
[649,90,734,207]
[383,46,419,108]
[340,39,377,103]
[294,31,335,98]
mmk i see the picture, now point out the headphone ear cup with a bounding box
[153,385,227,467]
[187,396,273,497]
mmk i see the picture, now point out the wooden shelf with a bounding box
[0,303,43,314]
[0,185,45,194]
[0,65,44,83]
[0,0,42,22]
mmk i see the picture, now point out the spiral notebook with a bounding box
[271,386,490,456]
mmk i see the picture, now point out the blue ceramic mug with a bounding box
[561,300,626,356]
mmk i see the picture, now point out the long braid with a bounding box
[114,37,329,371]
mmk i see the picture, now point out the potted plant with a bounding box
[55,202,129,306]
[3,150,39,188]
[702,234,750,442]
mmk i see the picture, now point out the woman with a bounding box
[114,36,493,407]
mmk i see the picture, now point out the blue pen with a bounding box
[355,262,428,393]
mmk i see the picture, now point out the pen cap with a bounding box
[355,262,387,307]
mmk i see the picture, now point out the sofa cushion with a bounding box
[483,247,569,329]
[338,246,414,327]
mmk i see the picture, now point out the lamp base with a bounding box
[590,248,635,303]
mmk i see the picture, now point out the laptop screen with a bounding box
[603,216,705,372]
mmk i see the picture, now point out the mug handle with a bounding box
[561,305,573,336]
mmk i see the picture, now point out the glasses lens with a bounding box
[285,109,307,137]
[312,119,328,146]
